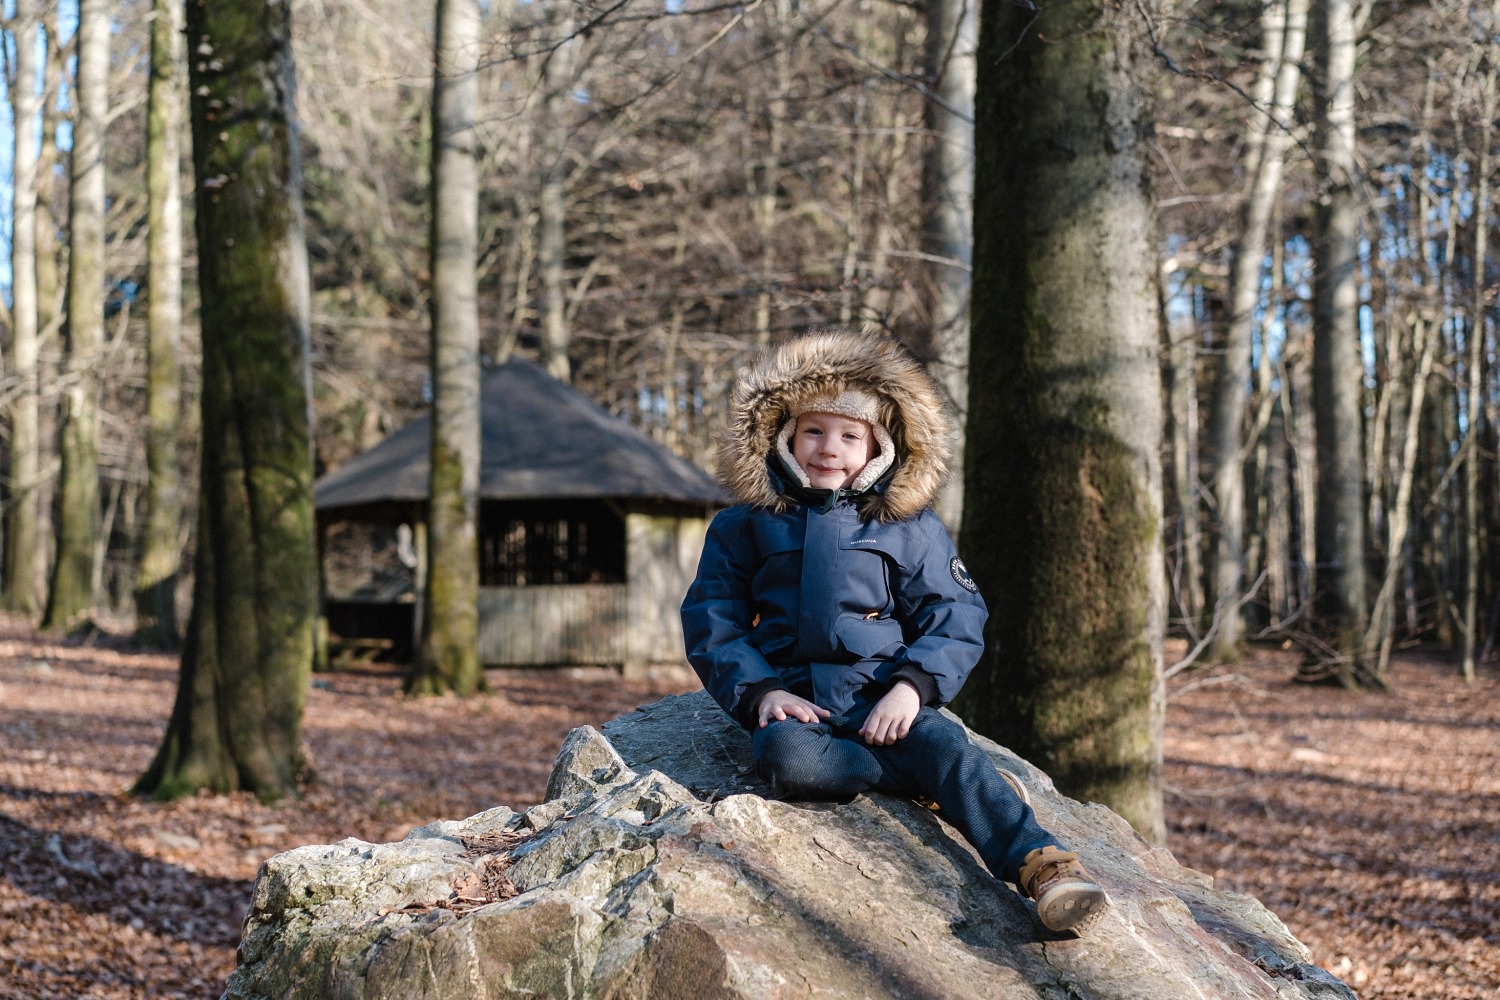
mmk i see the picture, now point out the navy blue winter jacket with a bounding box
[681,497,989,729]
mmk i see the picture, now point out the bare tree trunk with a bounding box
[753,0,791,348]
[1368,312,1436,677]
[1204,0,1308,660]
[136,0,316,800]
[1462,55,1495,684]
[134,0,185,647]
[538,12,574,383]
[960,0,1165,843]
[35,7,62,347]
[918,0,976,531]
[1308,0,1370,682]
[407,0,483,698]
[43,0,108,632]
[1162,300,1203,628]
[4,2,43,618]
[838,82,865,327]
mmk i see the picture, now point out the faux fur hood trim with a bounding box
[719,328,951,522]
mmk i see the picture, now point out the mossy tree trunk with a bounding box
[42,0,108,633]
[4,1,43,618]
[133,0,185,648]
[957,0,1166,843]
[135,0,316,801]
[406,0,484,698]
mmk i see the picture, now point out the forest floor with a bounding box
[0,617,1496,1000]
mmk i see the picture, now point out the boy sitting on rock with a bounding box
[681,327,1109,935]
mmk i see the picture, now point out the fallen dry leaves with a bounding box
[1164,643,1500,999]
[0,617,1495,999]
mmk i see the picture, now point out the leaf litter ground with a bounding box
[0,617,1495,999]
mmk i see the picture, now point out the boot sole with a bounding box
[1035,880,1109,935]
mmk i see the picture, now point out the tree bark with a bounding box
[1309,0,1369,681]
[134,0,186,647]
[4,2,43,617]
[407,0,483,697]
[1162,298,1203,628]
[753,0,791,348]
[959,0,1165,843]
[1203,0,1308,659]
[538,11,575,383]
[136,0,316,800]
[917,0,976,532]
[42,0,108,632]
[1461,47,1495,684]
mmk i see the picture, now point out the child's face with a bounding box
[791,411,876,490]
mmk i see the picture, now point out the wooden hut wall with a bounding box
[624,511,710,676]
[473,510,709,669]
[476,583,629,666]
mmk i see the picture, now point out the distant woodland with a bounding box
[1,0,1496,799]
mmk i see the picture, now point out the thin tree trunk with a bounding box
[1462,44,1496,682]
[408,0,483,698]
[136,0,316,800]
[4,2,43,617]
[134,0,185,647]
[1204,0,1308,660]
[1164,302,1204,630]
[838,82,865,327]
[1308,0,1370,682]
[538,13,574,383]
[960,0,1165,843]
[43,0,108,632]
[918,0,976,532]
[1368,312,1436,677]
[753,0,791,348]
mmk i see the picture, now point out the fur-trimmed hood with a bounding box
[719,328,951,522]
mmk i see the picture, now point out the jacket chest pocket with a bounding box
[834,614,906,659]
[837,538,896,615]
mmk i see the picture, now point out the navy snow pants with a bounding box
[751,705,1056,885]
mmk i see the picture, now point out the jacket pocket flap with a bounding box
[834,616,905,658]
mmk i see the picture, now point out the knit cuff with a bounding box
[891,665,940,706]
[739,679,790,729]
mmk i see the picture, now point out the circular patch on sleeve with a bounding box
[949,557,979,594]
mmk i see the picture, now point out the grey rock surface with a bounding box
[224,690,1358,1000]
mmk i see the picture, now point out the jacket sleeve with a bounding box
[681,506,787,726]
[886,511,988,707]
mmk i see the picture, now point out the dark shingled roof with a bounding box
[315,357,729,518]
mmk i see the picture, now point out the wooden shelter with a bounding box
[314,358,728,674]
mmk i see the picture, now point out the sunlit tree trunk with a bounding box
[136,0,316,800]
[959,0,1165,843]
[1308,0,1369,683]
[407,0,483,697]
[43,0,108,632]
[134,0,185,647]
[538,11,574,383]
[4,3,43,618]
[1203,0,1308,660]
[917,0,975,532]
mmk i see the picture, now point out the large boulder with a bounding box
[224,691,1356,1000]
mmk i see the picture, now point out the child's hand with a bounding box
[859,680,921,745]
[757,690,832,728]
